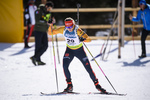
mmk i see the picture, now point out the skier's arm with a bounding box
[77,28,91,42]
[132,11,141,22]
[48,25,65,35]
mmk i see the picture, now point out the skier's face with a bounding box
[46,6,53,12]
[29,0,35,4]
[67,26,74,32]
[139,3,146,10]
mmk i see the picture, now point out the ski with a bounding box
[40,91,80,96]
[89,92,127,96]
[40,91,126,96]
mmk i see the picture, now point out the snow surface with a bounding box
[0,39,150,100]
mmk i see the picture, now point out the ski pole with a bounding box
[101,1,119,60]
[55,34,60,64]
[104,17,118,60]
[101,16,118,60]
[76,3,81,25]
[104,31,115,60]
[98,42,105,60]
[132,29,136,58]
[83,42,118,94]
[51,25,59,92]
[48,36,53,64]
[130,21,136,58]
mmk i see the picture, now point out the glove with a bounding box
[43,13,51,21]
[79,37,86,42]
[48,18,53,24]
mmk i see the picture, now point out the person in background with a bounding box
[30,1,54,66]
[129,0,150,58]
[24,0,37,48]
[48,17,107,93]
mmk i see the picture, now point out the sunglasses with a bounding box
[66,25,73,29]
[139,3,144,5]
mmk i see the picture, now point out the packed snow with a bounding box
[0,39,150,100]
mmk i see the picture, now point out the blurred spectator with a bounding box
[129,0,150,58]
[30,1,54,66]
[24,0,37,48]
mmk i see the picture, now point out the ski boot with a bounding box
[37,61,46,65]
[139,54,146,58]
[63,79,73,92]
[24,45,31,49]
[94,80,107,94]
[30,56,37,66]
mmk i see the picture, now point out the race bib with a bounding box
[63,25,81,46]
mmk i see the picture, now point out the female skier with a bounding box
[48,17,107,93]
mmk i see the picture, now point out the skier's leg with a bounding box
[141,29,147,55]
[76,47,107,93]
[27,25,34,43]
[75,47,97,81]
[63,79,73,92]
[24,25,30,48]
[34,31,43,61]
[63,47,74,80]
[63,47,74,92]
[36,32,48,63]
[30,31,43,66]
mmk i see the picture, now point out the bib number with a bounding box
[67,39,75,45]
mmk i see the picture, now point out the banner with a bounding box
[0,0,24,43]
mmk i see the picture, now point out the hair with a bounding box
[29,0,36,2]
[45,1,54,8]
